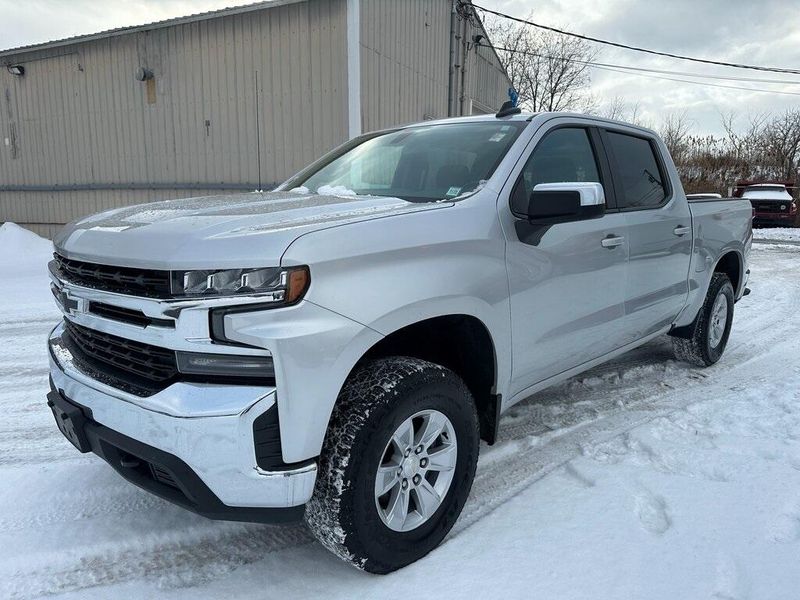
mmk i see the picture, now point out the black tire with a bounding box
[672,272,735,367]
[304,356,480,574]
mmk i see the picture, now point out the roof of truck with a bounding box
[409,112,658,136]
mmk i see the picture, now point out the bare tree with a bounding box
[485,14,596,112]
[761,110,800,179]
[659,112,692,164]
[597,96,648,126]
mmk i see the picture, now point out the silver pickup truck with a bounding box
[46,110,752,573]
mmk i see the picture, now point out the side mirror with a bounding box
[526,182,605,223]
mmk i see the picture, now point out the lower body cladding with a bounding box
[48,321,316,523]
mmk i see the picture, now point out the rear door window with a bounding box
[604,132,667,209]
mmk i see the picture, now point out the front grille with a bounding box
[750,201,788,213]
[88,302,175,328]
[51,253,172,298]
[62,319,178,395]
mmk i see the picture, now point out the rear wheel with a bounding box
[305,356,479,573]
[672,272,735,367]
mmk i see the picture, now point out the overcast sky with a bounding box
[2,0,799,136]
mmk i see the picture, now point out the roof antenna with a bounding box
[496,88,521,118]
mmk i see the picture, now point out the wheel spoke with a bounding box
[414,480,441,519]
[375,409,458,532]
[375,464,400,497]
[426,443,457,472]
[385,486,410,527]
[416,412,446,450]
[392,418,414,451]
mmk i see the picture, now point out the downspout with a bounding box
[459,12,469,117]
[447,0,459,117]
[346,0,361,138]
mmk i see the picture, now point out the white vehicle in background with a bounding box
[741,183,797,227]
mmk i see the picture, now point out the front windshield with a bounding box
[291,121,527,202]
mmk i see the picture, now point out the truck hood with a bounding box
[54,191,449,269]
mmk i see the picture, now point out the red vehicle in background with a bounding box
[733,180,798,227]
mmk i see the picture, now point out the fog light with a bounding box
[176,352,274,378]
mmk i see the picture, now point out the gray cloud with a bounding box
[486,0,800,134]
[2,0,797,135]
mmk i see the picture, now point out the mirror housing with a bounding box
[526,182,605,223]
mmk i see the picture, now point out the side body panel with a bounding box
[674,198,752,328]
[614,132,694,342]
[494,116,631,401]
[277,194,513,460]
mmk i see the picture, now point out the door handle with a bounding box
[673,226,691,236]
[601,235,625,248]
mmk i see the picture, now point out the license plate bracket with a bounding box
[47,390,91,453]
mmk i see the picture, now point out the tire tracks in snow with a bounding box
[453,246,800,537]
[2,247,798,597]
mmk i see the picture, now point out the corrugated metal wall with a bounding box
[359,0,509,131]
[359,0,451,131]
[463,18,511,114]
[0,0,348,237]
[1,0,510,237]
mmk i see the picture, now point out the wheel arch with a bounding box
[670,249,742,339]
[713,250,743,297]
[343,313,501,445]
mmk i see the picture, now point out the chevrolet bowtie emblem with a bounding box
[53,286,80,314]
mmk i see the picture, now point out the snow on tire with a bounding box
[304,356,480,574]
[672,272,735,367]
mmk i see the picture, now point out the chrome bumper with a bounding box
[48,322,316,509]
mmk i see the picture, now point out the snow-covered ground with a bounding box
[1,222,799,600]
[753,227,800,243]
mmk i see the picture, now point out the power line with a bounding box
[590,62,800,86]
[486,44,800,96]
[488,44,800,86]
[479,44,800,96]
[591,64,800,97]
[470,2,800,75]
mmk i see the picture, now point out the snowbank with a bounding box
[0,222,58,322]
[753,227,800,242]
[0,222,53,276]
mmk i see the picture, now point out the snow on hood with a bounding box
[742,188,793,201]
[53,190,447,270]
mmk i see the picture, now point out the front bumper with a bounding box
[48,321,317,516]
[753,211,796,226]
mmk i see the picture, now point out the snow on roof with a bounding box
[0,0,304,58]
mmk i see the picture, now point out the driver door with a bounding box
[502,125,630,398]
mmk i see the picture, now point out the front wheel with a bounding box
[672,272,735,367]
[305,356,479,573]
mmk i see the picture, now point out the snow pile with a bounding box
[0,222,53,277]
[753,227,800,242]
[0,222,59,323]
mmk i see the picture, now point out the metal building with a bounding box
[0,0,510,237]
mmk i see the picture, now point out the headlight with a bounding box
[170,265,310,301]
